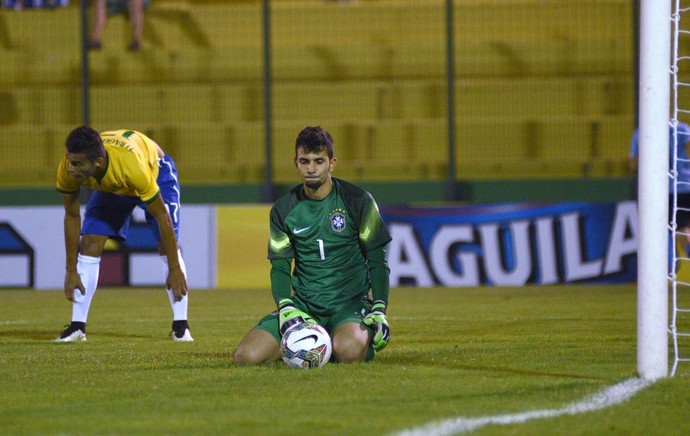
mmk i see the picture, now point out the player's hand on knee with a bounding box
[278,298,315,336]
[363,300,390,351]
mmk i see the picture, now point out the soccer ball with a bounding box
[280,322,332,369]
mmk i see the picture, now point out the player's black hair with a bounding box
[65,125,105,160]
[295,126,334,159]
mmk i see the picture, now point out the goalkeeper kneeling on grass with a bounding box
[233,126,392,364]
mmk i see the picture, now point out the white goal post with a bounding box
[637,0,671,380]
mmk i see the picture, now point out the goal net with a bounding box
[670,0,690,377]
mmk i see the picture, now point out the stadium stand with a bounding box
[0,0,636,185]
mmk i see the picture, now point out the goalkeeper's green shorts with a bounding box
[253,297,374,343]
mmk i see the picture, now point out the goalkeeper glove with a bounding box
[363,300,390,351]
[278,298,315,336]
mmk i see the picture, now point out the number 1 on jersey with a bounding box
[317,239,325,260]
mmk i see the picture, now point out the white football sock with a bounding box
[161,249,188,321]
[71,254,100,323]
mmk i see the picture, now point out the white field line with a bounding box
[394,377,654,436]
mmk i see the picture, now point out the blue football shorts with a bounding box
[81,155,181,241]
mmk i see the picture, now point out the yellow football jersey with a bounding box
[56,129,161,203]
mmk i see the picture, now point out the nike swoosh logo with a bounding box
[295,334,318,344]
[293,227,310,234]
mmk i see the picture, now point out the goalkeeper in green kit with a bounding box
[233,126,392,364]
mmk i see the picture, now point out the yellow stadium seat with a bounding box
[272,83,380,122]
[90,85,165,125]
[595,116,635,159]
[534,117,595,161]
[0,126,56,185]
[455,118,529,163]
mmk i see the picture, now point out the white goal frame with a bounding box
[637,0,671,380]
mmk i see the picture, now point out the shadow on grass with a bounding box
[0,329,153,342]
[385,352,608,381]
[97,331,160,340]
[452,363,607,381]
[0,329,62,341]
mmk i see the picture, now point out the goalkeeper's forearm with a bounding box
[270,258,293,304]
[367,245,390,305]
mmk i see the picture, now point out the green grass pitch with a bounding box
[1,285,689,435]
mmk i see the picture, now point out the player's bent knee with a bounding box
[332,338,368,363]
[332,322,369,363]
[333,349,367,363]
[232,330,281,365]
[232,348,257,366]
[232,346,267,365]
[79,234,108,257]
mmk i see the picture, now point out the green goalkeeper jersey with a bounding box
[268,177,392,315]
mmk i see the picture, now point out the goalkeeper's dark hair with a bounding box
[66,125,105,161]
[295,126,334,159]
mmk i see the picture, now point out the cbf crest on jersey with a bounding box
[329,208,347,232]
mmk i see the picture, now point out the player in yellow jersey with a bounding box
[54,126,193,342]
